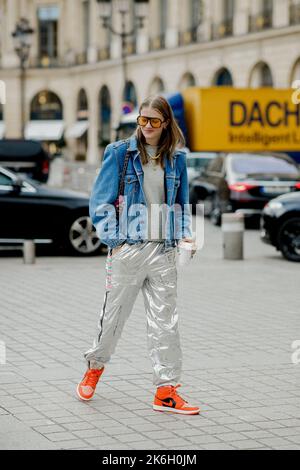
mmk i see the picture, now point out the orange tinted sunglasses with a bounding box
[137,115,165,128]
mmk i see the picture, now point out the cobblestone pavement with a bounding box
[0,219,299,450]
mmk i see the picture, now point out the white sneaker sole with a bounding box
[76,384,94,401]
[153,404,199,415]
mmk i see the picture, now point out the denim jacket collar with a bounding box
[128,134,177,170]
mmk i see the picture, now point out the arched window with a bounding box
[148,77,165,95]
[99,85,111,147]
[214,67,234,86]
[290,58,300,86]
[77,89,89,120]
[249,62,273,87]
[123,81,138,109]
[179,72,196,90]
[30,90,63,120]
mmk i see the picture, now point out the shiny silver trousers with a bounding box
[84,241,182,387]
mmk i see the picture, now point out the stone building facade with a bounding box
[0,0,300,163]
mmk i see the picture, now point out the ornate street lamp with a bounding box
[12,18,34,137]
[96,0,148,109]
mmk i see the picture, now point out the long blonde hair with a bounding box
[135,95,185,169]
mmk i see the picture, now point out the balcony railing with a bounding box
[125,39,137,56]
[149,34,166,52]
[28,56,65,68]
[211,18,233,40]
[97,47,110,61]
[248,9,273,32]
[178,28,198,46]
[75,51,88,66]
[290,3,300,25]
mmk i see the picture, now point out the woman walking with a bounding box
[76,95,199,415]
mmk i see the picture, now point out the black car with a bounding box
[260,192,300,262]
[0,166,101,256]
[0,139,50,183]
[189,152,300,225]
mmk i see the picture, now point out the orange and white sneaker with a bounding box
[153,384,200,415]
[76,367,104,401]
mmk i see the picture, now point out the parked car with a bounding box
[186,152,218,182]
[0,139,50,183]
[260,192,300,262]
[189,152,300,224]
[0,166,101,256]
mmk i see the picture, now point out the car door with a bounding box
[0,168,48,240]
[0,169,22,238]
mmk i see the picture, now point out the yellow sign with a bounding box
[182,87,300,152]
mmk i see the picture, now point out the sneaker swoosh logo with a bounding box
[160,397,177,408]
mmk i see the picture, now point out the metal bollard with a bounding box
[23,240,36,264]
[222,213,244,260]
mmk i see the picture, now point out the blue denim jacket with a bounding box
[89,134,192,252]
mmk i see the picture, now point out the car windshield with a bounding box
[231,155,299,176]
[187,154,216,170]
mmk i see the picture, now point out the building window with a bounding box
[214,67,234,86]
[123,81,137,108]
[249,62,274,88]
[290,0,300,25]
[179,0,203,45]
[99,86,111,147]
[38,5,59,66]
[30,90,63,120]
[212,0,234,39]
[249,0,273,32]
[224,0,234,21]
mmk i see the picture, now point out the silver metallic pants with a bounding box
[84,241,182,387]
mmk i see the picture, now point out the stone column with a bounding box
[2,0,19,68]
[87,87,99,164]
[273,0,289,28]
[165,0,179,48]
[201,0,214,41]
[88,0,99,63]
[4,72,22,137]
[234,0,250,35]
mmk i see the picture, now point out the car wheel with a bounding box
[66,215,102,256]
[278,217,300,262]
[210,195,222,226]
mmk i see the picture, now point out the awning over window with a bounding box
[24,120,64,141]
[0,122,5,139]
[65,121,89,139]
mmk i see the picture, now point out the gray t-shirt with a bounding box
[142,144,166,240]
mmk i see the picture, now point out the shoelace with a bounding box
[83,369,102,388]
[168,384,188,405]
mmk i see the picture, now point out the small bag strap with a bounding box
[118,140,131,197]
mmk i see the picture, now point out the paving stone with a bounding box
[1,219,300,450]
